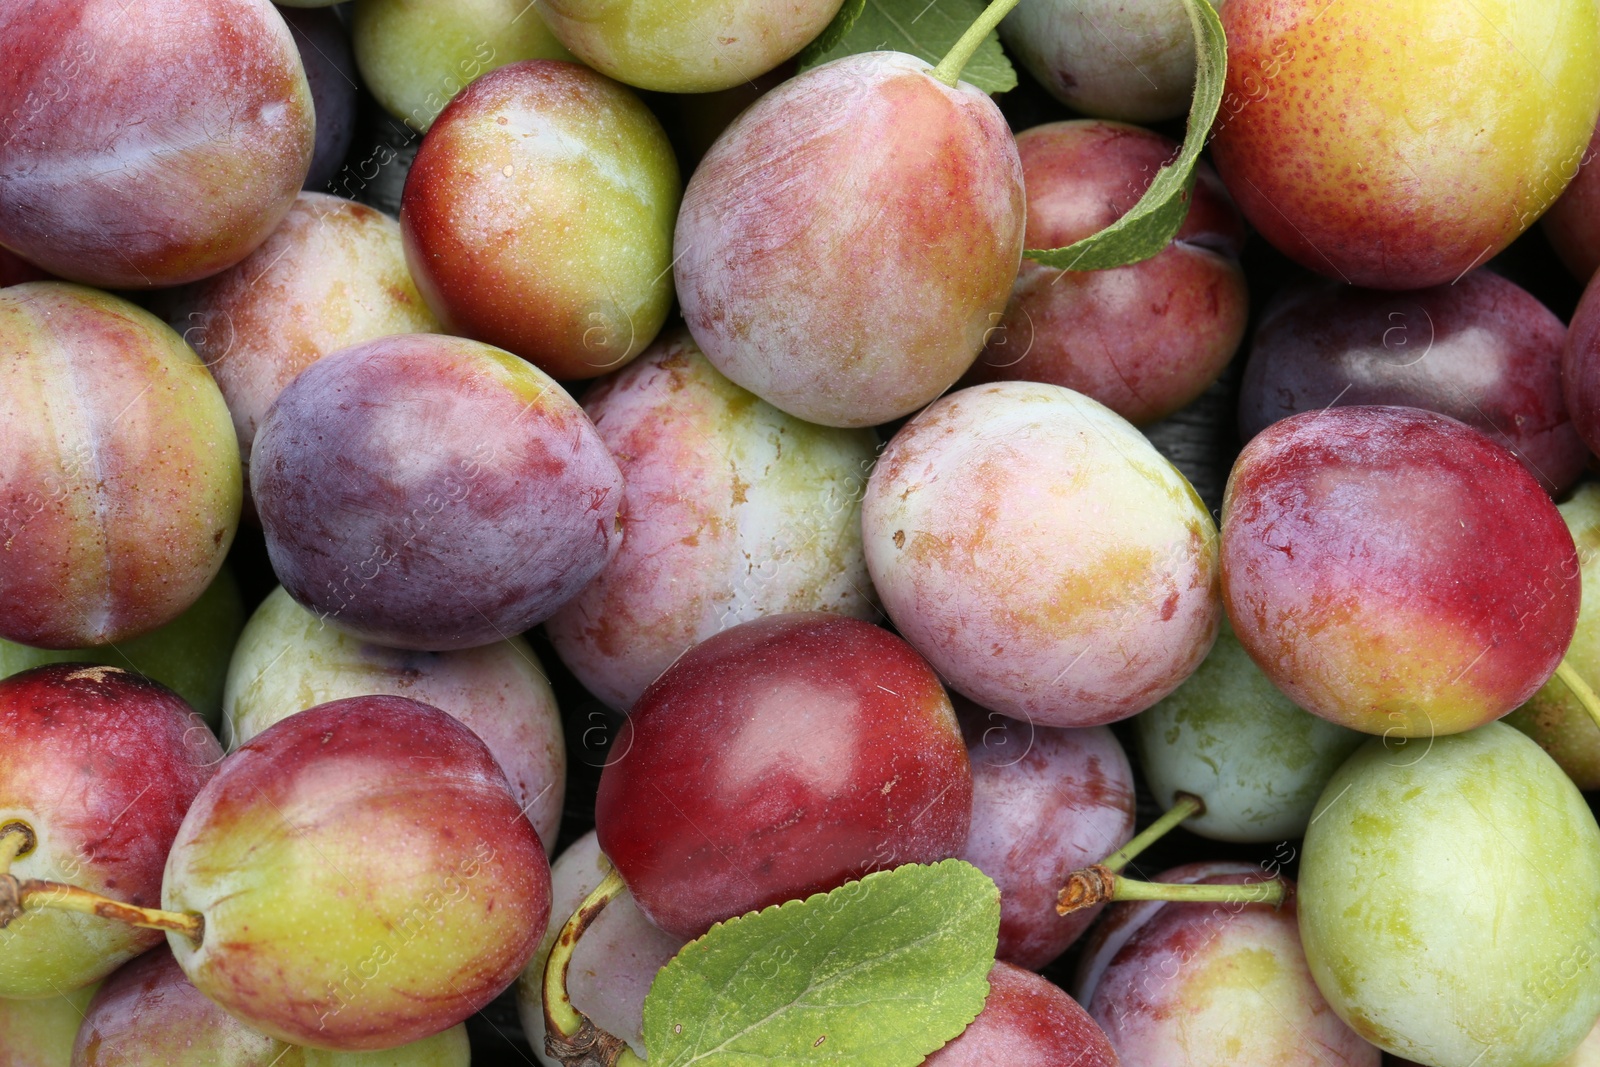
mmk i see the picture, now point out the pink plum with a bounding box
[1075,861,1379,1066]
[0,0,314,288]
[926,962,1119,1066]
[545,329,878,711]
[862,382,1221,728]
[675,51,1025,428]
[957,702,1136,969]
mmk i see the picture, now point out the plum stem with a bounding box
[0,824,31,877]
[932,0,1024,86]
[543,864,646,1067]
[0,876,202,943]
[1555,660,1600,733]
[1100,792,1205,874]
[1056,867,1289,915]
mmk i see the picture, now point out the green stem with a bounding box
[1100,793,1204,874]
[932,0,1024,86]
[1057,865,1289,915]
[543,865,647,1067]
[1555,659,1600,734]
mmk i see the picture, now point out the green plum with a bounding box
[1135,622,1366,842]
[0,569,244,730]
[224,586,565,852]
[0,983,95,1067]
[535,0,843,92]
[1300,723,1600,1066]
[353,0,574,130]
[1504,483,1600,789]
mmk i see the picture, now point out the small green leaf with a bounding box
[797,0,1017,95]
[641,860,1000,1066]
[797,0,868,68]
[1023,0,1228,271]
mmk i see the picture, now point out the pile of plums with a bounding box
[3,0,1600,1064]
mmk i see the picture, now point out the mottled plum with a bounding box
[545,330,877,711]
[1223,406,1578,737]
[925,962,1118,1067]
[863,382,1220,728]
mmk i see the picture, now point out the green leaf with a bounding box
[797,0,868,68]
[1023,0,1228,271]
[797,0,1017,95]
[641,860,1000,1066]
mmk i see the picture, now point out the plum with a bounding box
[0,983,95,1067]
[1563,269,1600,455]
[0,249,49,289]
[957,703,1135,969]
[159,193,441,506]
[964,120,1248,426]
[1075,861,1379,1066]
[163,696,551,1050]
[353,0,574,131]
[1135,622,1365,842]
[1505,483,1600,789]
[0,0,314,288]
[596,613,972,940]
[863,382,1220,728]
[251,333,624,651]
[70,948,469,1066]
[535,0,842,92]
[1239,270,1585,494]
[1210,0,1600,289]
[401,61,679,381]
[0,567,245,730]
[224,585,566,852]
[545,330,877,711]
[1,283,241,649]
[1223,406,1578,737]
[675,51,1025,428]
[516,831,687,1066]
[282,8,359,191]
[924,962,1118,1066]
[1001,0,1204,122]
[0,665,221,998]
[1299,724,1600,1066]
[1544,117,1600,283]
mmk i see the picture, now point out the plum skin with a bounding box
[1,283,241,650]
[1240,270,1585,494]
[0,665,222,999]
[965,120,1249,426]
[251,333,624,652]
[1562,269,1600,456]
[1299,724,1600,1066]
[1222,406,1579,737]
[1543,116,1600,283]
[163,696,551,1051]
[0,0,314,288]
[596,613,972,940]
[401,60,680,381]
[545,328,878,712]
[1210,0,1600,289]
[957,703,1135,969]
[674,51,1025,428]
[863,381,1220,728]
